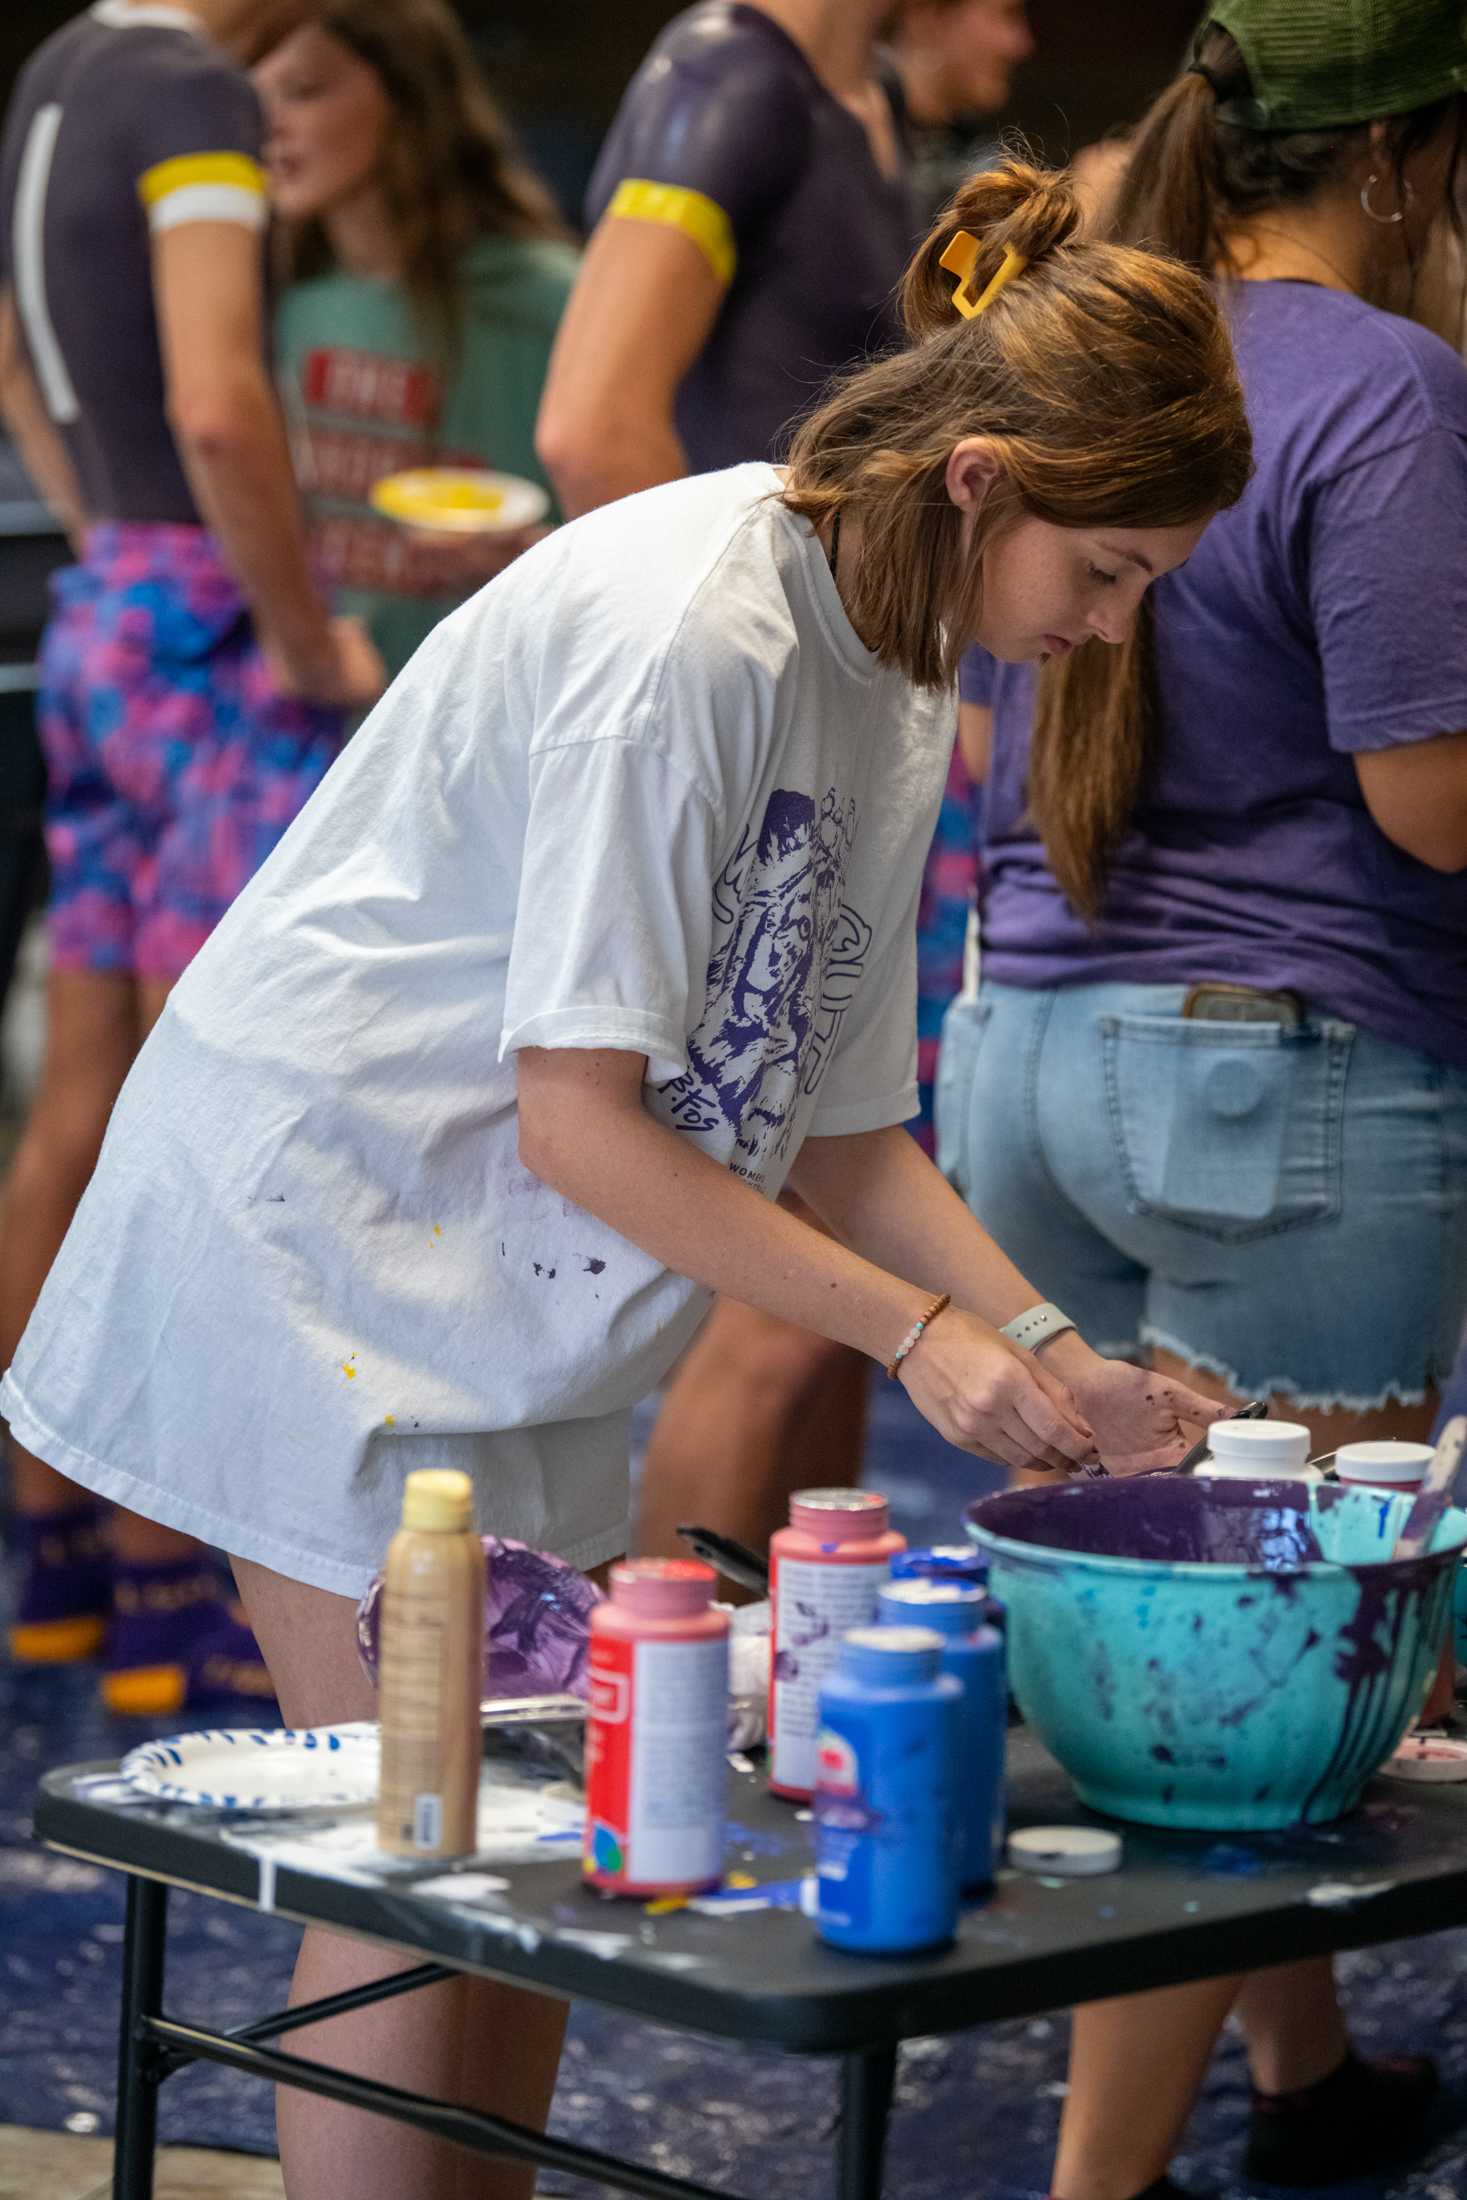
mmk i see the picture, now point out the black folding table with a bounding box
[34,1733,1467,2200]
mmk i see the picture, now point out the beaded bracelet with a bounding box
[885,1292,951,1381]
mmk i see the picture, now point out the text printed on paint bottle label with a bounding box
[771,1557,892,1793]
[586,1634,726,1886]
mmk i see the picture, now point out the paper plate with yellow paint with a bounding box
[369,467,550,534]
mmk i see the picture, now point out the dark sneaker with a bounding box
[8,1502,111,1664]
[1245,2050,1438,2187]
[103,1560,275,1716]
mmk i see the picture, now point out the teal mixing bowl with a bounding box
[966,1476,1467,1830]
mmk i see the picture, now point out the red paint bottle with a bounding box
[768,1489,905,1800]
[583,1559,729,1896]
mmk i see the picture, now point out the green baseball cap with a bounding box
[1198,0,1467,131]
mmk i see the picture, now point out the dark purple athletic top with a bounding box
[585,2,915,470]
[0,2,267,524]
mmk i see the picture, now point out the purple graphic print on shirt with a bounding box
[660,786,871,1177]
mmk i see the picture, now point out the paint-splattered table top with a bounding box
[35,1735,1467,2054]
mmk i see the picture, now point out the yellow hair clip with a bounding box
[939,233,1029,319]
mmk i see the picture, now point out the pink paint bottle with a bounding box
[768,1489,906,1800]
[583,1559,729,1897]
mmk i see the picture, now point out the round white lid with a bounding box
[1206,1419,1311,1466]
[1008,1825,1122,1877]
[1333,1440,1434,1486]
[1384,1733,1467,1783]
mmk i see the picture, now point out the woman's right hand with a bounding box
[897,1306,1097,1475]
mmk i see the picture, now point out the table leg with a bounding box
[837,2046,897,2200]
[113,1876,168,2200]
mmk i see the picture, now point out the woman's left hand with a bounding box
[1048,1350,1226,1475]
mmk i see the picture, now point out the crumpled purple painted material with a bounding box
[356,1536,603,1700]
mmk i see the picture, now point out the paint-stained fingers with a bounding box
[1153,1377,1229,1431]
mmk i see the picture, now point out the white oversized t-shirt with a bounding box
[3,465,954,1595]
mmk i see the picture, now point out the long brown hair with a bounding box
[1028,31,1467,914]
[781,161,1251,912]
[274,0,569,382]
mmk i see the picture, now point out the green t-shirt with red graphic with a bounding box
[275,233,577,675]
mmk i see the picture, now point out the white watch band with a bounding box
[999,1301,1076,1353]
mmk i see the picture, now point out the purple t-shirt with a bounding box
[585,2,914,471]
[965,281,1467,1066]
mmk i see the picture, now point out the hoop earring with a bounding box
[1360,171,1414,225]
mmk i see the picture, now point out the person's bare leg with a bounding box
[789,1327,870,1486]
[1148,1346,1440,1462]
[0,969,189,1544]
[1233,1958,1349,2094]
[634,1301,868,1566]
[233,1554,567,2200]
[1052,1976,1244,2200]
[448,1553,631,2197]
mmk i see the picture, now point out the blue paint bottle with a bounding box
[813,1626,960,1954]
[891,1543,990,1586]
[890,1543,1006,1634]
[877,1578,1005,1891]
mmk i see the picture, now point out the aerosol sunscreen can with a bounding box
[376,1469,485,1858]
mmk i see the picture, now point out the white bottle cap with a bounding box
[1007,1825,1122,1877]
[1202,1419,1312,1476]
[1333,1440,1433,1490]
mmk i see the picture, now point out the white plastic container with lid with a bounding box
[1332,1440,1433,1491]
[1200,1418,1312,1478]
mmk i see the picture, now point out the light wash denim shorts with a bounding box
[936,981,1467,1411]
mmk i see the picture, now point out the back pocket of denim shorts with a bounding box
[1099,1012,1352,1242]
[935,996,992,1194]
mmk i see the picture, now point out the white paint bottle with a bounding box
[1201,1419,1312,1478]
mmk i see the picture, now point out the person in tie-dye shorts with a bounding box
[0,0,381,1714]
[41,525,342,984]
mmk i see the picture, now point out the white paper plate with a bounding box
[368,467,549,535]
[122,1723,380,1811]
